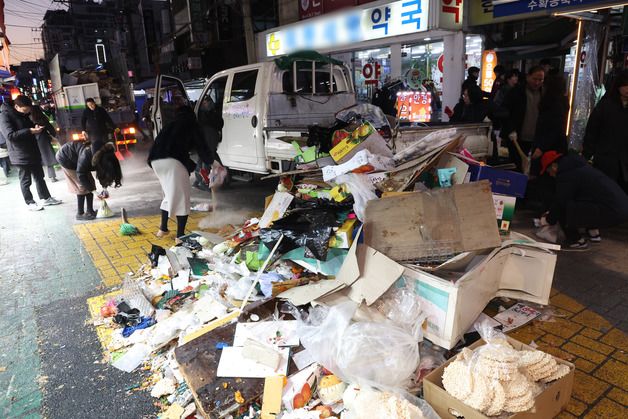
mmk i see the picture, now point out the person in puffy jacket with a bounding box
[0,96,62,210]
[81,98,115,154]
[56,141,122,220]
[540,152,628,249]
[30,104,59,182]
[148,105,212,239]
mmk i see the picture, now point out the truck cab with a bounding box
[152,54,356,174]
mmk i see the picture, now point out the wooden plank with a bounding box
[175,323,264,418]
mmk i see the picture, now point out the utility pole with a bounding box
[241,0,256,64]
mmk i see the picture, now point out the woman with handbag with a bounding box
[148,105,213,239]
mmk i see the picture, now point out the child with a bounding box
[56,141,122,220]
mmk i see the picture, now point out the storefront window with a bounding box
[400,41,444,122]
[352,48,391,102]
[465,35,483,71]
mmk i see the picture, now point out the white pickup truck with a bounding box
[152,54,356,175]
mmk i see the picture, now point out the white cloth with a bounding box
[152,158,191,217]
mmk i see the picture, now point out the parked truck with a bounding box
[152,52,356,175]
[151,52,491,177]
[49,55,139,146]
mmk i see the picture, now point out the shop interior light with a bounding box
[553,3,628,16]
[566,19,583,137]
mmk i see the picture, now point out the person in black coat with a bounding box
[30,104,59,182]
[0,126,10,181]
[56,141,122,220]
[501,66,546,171]
[148,105,213,239]
[449,89,486,123]
[540,152,628,249]
[81,98,115,155]
[0,96,62,210]
[582,69,628,194]
[532,75,569,158]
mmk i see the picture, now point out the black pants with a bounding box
[559,201,628,242]
[17,164,51,204]
[90,134,106,155]
[0,157,9,177]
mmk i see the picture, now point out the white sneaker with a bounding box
[42,197,62,206]
[27,202,44,211]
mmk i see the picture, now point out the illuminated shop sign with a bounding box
[266,0,430,57]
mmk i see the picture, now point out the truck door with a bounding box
[195,75,227,164]
[152,75,190,137]
[221,68,262,165]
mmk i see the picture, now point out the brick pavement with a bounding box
[76,211,628,418]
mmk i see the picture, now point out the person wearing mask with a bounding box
[0,95,62,210]
[539,152,628,249]
[582,69,628,194]
[56,141,122,220]
[30,104,59,182]
[148,105,213,240]
[450,88,487,123]
[81,98,115,155]
[502,66,545,172]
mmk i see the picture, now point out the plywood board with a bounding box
[363,181,500,261]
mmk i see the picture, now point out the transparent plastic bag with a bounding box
[373,280,425,341]
[207,161,227,189]
[342,385,440,419]
[122,275,154,318]
[336,321,420,389]
[335,173,377,222]
[292,300,421,390]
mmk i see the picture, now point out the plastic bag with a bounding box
[373,282,425,341]
[259,209,338,260]
[342,385,440,419]
[207,161,227,189]
[336,322,420,389]
[535,224,565,244]
[294,301,421,390]
[97,199,114,218]
[335,173,377,222]
[335,103,391,131]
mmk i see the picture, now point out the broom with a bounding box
[119,208,140,236]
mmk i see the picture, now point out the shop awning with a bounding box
[494,18,577,56]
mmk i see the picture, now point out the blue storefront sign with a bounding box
[493,0,618,18]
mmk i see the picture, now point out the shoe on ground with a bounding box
[156,230,170,238]
[76,212,96,220]
[42,197,62,206]
[564,238,589,251]
[587,229,601,243]
[27,202,44,211]
[50,178,58,183]
[86,210,97,218]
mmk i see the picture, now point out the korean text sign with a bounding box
[266,0,430,57]
[493,0,614,18]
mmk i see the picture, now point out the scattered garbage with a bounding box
[86,121,564,418]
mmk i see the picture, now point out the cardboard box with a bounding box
[403,233,558,349]
[493,194,517,234]
[424,337,575,419]
[330,123,392,164]
[364,181,502,261]
[468,164,528,198]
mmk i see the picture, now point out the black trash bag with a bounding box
[259,210,339,260]
[148,244,167,268]
[113,301,141,327]
[291,196,354,211]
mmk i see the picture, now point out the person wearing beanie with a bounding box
[540,152,628,249]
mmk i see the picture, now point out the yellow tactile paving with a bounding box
[508,292,628,418]
[74,212,208,287]
[74,213,628,417]
[86,290,123,352]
